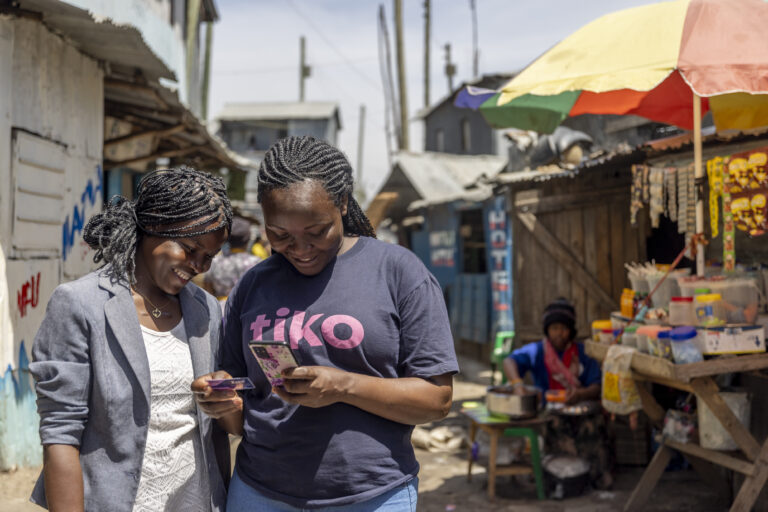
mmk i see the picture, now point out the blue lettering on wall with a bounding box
[62,165,103,261]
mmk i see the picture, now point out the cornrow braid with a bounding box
[83,166,232,284]
[257,136,376,238]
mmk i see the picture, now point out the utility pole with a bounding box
[470,0,479,77]
[200,22,213,120]
[355,104,367,205]
[444,43,456,93]
[299,36,311,101]
[423,0,431,108]
[377,4,397,167]
[394,0,409,150]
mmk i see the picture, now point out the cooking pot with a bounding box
[486,385,540,418]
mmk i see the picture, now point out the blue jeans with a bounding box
[226,470,418,512]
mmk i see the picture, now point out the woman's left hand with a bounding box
[273,366,352,408]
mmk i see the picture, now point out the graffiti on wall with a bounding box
[16,273,40,318]
[62,164,102,261]
[0,340,41,470]
[429,230,456,267]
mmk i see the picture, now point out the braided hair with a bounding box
[83,166,232,284]
[257,136,376,238]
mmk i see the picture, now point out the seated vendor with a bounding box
[503,297,613,490]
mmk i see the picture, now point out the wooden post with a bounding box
[355,104,366,205]
[624,444,672,512]
[200,22,213,121]
[470,0,479,77]
[423,0,430,108]
[444,43,456,93]
[693,92,705,276]
[186,0,202,107]
[394,0,409,150]
[299,36,311,102]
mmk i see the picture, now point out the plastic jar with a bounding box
[656,330,673,360]
[670,326,703,364]
[635,325,655,354]
[598,328,615,344]
[643,326,670,357]
[622,326,638,349]
[621,288,635,318]
[591,320,612,341]
[669,297,695,326]
[694,293,726,327]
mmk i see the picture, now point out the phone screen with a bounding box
[248,341,300,387]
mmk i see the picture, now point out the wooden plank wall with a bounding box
[512,169,649,344]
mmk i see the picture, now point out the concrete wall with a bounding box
[0,15,104,469]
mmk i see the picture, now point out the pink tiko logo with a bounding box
[250,308,365,350]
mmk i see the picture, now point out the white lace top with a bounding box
[132,319,211,512]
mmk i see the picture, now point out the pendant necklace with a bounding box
[132,286,172,318]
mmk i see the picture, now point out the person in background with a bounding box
[503,297,613,489]
[250,228,270,259]
[193,136,458,511]
[205,216,262,306]
[30,168,233,511]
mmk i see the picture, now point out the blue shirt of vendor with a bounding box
[219,236,459,509]
[508,341,601,394]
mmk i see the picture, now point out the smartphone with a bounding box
[248,340,300,387]
[207,377,255,391]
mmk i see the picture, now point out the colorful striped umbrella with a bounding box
[459,0,768,276]
[467,0,768,134]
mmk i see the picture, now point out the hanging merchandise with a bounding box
[707,156,725,238]
[630,164,645,226]
[677,165,689,234]
[686,164,696,235]
[723,172,736,271]
[723,148,768,239]
[666,168,677,222]
[642,164,650,204]
[648,167,665,228]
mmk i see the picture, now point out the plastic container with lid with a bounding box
[611,311,629,330]
[669,296,695,326]
[647,271,686,309]
[636,325,665,355]
[656,330,673,360]
[620,289,635,318]
[591,320,612,342]
[694,293,726,327]
[598,328,615,344]
[621,326,638,349]
[670,326,703,364]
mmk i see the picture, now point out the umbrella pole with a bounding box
[693,92,705,277]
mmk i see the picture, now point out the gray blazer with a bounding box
[29,268,230,511]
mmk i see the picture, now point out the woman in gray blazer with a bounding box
[30,168,236,512]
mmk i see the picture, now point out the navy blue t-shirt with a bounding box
[508,340,601,394]
[219,236,459,508]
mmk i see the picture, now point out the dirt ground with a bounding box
[0,356,731,511]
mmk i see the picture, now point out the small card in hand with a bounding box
[207,377,255,391]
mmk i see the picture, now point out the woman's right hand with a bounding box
[512,384,527,396]
[192,371,244,419]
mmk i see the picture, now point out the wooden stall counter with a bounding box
[585,341,768,512]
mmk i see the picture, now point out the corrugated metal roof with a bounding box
[216,102,341,123]
[393,151,507,207]
[17,0,174,80]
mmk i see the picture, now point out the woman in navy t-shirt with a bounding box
[193,136,459,511]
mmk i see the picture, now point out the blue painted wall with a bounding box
[0,341,41,469]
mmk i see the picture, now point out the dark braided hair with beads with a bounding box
[83,166,232,284]
[257,136,376,238]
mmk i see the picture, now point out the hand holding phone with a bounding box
[248,341,300,387]
[207,377,255,391]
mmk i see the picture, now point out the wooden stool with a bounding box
[462,403,548,500]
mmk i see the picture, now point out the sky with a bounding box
[209,0,661,201]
